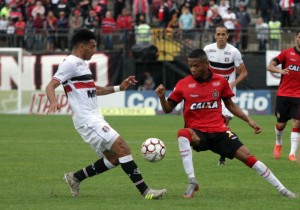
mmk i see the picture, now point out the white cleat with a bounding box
[279,188,298,198]
[143,188,167,199]
[64,172,80,197]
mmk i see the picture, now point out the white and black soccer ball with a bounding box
[141,138,166,162]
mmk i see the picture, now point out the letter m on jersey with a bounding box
[87,90,97,98]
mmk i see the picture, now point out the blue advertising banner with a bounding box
[125,90,272,115]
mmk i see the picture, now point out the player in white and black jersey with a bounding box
[46,29,167,199]
[204,25,248,166]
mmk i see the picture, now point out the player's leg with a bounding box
[111,136,167,199]
[177,128,201,198]
[288,119,300,161]
[273,122,286,159]
[235,146,298,198]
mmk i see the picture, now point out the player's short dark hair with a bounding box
[188,49,208,60]
[71,29,96,48]
[215,25,228,33]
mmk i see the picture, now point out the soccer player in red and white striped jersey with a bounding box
[46,29,167,199]
[156,48,298,198]
[267,30,300,161]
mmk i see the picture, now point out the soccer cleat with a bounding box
[273,144,282,159]
[64,172,80,197]
[143,188,167,199]
[183,177,200,198]
[279,188,299,198]
[218,157,226,166]
[288,154,297,161]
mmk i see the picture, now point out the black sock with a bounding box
[74,158,109,182]
[120,160,148,195]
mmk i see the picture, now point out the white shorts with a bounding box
[222,96,236,119]
[76,120,120,157]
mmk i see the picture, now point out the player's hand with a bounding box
[47,102,61,115]
[248,119,262,134]
[280,68,289,75]
[120,76,138,90]
[155,84,166,98]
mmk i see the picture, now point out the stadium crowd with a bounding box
[0,0,299,52]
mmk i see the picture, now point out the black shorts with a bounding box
[192,129,243,159]
[275,96,300,122]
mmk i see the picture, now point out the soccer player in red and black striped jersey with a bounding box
[156,48,298,198]
[46,29,167,199]
[267,30,300,161]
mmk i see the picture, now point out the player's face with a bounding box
[188,58,208,78]
[82,39,97,60]
[215,27,228,46]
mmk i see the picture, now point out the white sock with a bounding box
[178,136,195,179]
[289,132,299,155]
[252,161,285,191]
[275,126,284,145]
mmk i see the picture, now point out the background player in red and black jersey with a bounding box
[156,48,298,198]
[267,31,300,161]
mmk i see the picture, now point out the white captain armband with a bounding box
[113,86,121,92]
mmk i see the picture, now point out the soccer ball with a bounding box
[141,138,166,162]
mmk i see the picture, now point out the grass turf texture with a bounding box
[0,114,299,210]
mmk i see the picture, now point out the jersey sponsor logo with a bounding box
[224,51,231,55]
[188,83,197,88]
[87,89,97,98]
[190,94,199,97]
[190,100,218,110]
[212,90,219,98]
[288,65,300,71]
[212,81,220,86]
[208,49,216,52]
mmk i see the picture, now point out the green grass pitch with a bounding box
[0,114,299,210]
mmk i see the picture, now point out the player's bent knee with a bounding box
[111,137,131,157]
[178,128,192,142]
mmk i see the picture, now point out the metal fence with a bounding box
[0,27,298,59]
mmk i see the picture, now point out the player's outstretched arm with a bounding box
[267,60,289,75]
[224,98,262,134]
[46,79,61,114]
[96,76,138,95]
[155,84,175,113]
[232,63,248,88]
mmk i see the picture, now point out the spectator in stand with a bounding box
[6,18,15,47]
[179,6,195,47]
[236,4,250,50]
[45,10,57,52]
[279,0,294,29]
[32,1,45,19]
[0,4,11,19]
[24,15,35,51]
[92,1,103,22]
[98,0,108,19]
[205,5,222,33]
[218,0,229,17]
[101,10,116,50]
[84,9,99,32]
[233,19,241,49]
[56,11,68,51]
[138,71,155,91]
[114,0,126,21]
[268,15,281,50]
[69,9,83,34]
[133,0,150,25]
[33,12,45,51]
[135,14,151,46]
[255,17,269,51]
[25,0,36,19]
[222,7,236,43]
[0,14,8,44]
[79,0,91,18]
[116,7,133,49]
[234,0,249,11]
[9,5,22,23]
[193,0,208,31]
[293,0,300,25]
[15,15,25,48]
[256,0,273,23]
[157,0,170,28]
[166,11,179,38]
[53,0,71,19]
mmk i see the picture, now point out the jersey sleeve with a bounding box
[275,49,286,64]
[233,48,243,67]
[167,81,184,105]
[221,79,235,100]
[53,61,75,84]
